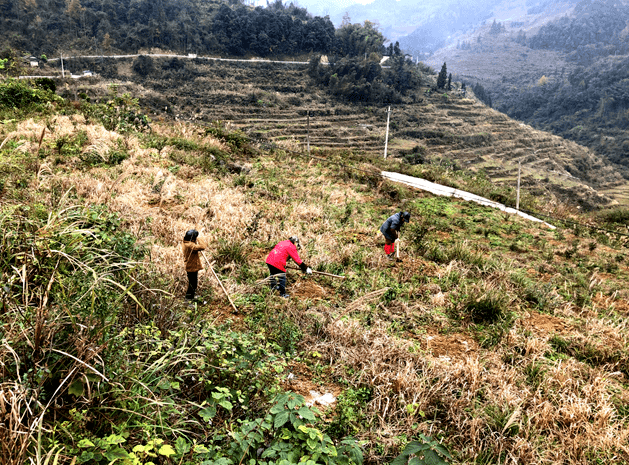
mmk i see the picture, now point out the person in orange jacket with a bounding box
[265,236,311,298]
[182,229,206,301]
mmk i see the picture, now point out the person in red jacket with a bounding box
[266,236,311,298]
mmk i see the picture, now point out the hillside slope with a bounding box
[40,56,627,209]
[2,79,629,465]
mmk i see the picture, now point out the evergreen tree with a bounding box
[472,83,492,107]
[489,19,503,35]
[393,41,401,56]
[437,62,447,89]
[447,73,452,90]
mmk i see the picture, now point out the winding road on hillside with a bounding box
[47,53,311,65]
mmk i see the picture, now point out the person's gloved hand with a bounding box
[306,267,312,274]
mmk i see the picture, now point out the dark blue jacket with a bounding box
[380,212,404,240]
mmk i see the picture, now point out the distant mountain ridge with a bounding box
[423,0,629,178]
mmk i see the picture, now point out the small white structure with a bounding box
[82,70,94,76]
[29,56,39,67]
[380,56,390,65]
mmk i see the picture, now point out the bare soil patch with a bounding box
[524,311,572,335]
[203,301,245,329]
[283,362,342,412]
[408,328,478,358]
[592,293,629,315]
[388,257,439,281]
[291,280,330,300]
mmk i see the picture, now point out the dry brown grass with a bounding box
[304,315,629,464]
[16,109,629,465]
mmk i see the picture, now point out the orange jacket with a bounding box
[182,239,206,272]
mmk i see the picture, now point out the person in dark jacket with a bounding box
[182,229,206,301]
[380,211,410,259]
[265,236,311,298]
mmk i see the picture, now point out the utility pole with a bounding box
[516,161,521,210]
[384,106,391,159]
[61,53,65,78]
[307,111,310,154]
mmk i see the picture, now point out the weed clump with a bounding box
[464,291,508,324]
[459,286,516,347]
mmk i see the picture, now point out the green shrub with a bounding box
[80,139,129,167]
[598,208,629,226]
[81,86,150,133]
[0,203,146,463]
[55,130,89,157]
[34,77,56,93]
[205,124,250,150]
[0,78,63,115]
[329,387,372,437]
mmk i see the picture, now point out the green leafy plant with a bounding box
[0,78,63,117]
[329,387,372,437]
[0,202,146,463]
[216,392,363,465]
[81,85,150,132]
[76,436,177,464]
[391,434,451,465]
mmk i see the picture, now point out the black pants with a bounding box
[267,264,286,296]
[186,271,198,300]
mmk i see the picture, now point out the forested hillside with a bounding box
[494,0,629,169]
[0,0,336,58]
[528,0,629,62]
[495,54,629,169]
[427,0,629,175]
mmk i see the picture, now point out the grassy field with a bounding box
[2,79,629,465]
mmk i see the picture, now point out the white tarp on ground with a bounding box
[381,171,556,229]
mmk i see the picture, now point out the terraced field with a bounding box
[46,56,629,208]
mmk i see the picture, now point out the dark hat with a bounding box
[402,211,411,222]
[184,229,199,241]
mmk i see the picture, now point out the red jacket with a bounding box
[266,240,303,272]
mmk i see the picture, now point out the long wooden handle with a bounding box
[286,266,345,279]
[202,252,238,313]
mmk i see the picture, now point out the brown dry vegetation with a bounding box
[3,76,629,465]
